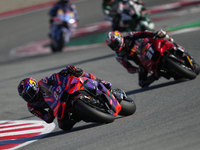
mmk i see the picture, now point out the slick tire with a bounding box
[194,63,200,75]
[118,99,136,116]
[74,99,115,123]
[165,58,196,80]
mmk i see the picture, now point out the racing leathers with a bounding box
[102,0,147,31]
[48,1,78,41]
[27,65,111,131]
[115,30,174,88]
[49,2,78,21]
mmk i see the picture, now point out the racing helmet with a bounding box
[18,78,39,102]
[106,30,124,52]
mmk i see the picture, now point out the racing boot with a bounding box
[139,75,155,88]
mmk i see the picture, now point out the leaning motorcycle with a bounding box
[132,38,200,82]
[50,9,78,52]
[43,74,136,126]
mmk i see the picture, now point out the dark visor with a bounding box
[22,86,37,102]
[108,39,120,51]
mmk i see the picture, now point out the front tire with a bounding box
[118,98,136,116]
[73,99,115,123]
[194,63,200,75]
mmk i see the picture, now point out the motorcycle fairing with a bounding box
[135,38,175,77]
[44,74,121,119]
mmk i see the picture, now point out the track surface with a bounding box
[1,0,200,150]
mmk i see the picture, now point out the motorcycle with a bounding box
[110,0,154,32]
[43,74,136,125]
[50,9,78,52]
[132,38,200,83]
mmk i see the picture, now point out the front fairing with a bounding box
[81,79,121,116]
[43,75,84,119]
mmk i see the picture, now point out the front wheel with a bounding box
[165,58,196,80]
[194,63,200,75]
[73,99,115,123]
[118,97,136,116]
[50,31,65,52]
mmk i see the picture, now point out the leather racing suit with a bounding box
[114,30,173,87]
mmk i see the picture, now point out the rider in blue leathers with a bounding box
[48,0,78,39]
[49,0,78,19]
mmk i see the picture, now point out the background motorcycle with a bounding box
[132,38,200,82]
[43,74,136,127]
[111,0,154,32]
[50,9,78,52]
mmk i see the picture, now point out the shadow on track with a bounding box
[126,79,188,95]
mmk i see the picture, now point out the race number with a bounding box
[146,48,155,60]
[53,85,62,101]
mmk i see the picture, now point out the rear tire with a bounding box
[165,58,196,80]
[73,99,115,123]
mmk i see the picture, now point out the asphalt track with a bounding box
[1,0,200,150]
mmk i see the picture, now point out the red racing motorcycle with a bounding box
[132,38,200,81]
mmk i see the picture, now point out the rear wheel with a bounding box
[165,58,196,80]
[73,99,115,123]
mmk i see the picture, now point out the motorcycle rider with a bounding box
[17,65,124,131]
[102,0,153,31]
[48,0,78,38]
[106,29,175,88]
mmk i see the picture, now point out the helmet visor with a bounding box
[21,85,37,102]
[108,39,120,51]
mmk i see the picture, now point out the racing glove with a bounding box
[66,65,83,77]
[154,29,167,39]
[99,80,112,90]
[67,65,77,74]
[154,29,175,43]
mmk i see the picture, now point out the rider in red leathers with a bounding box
[106,29,175,88]
[17,65,113,131]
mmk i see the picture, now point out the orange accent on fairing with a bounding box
[187,56,193,67]
[89,74,97,80]
[59,102,66,119]
[64,76,85,94]
[114,100,121,116]
[106,89,122,116]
